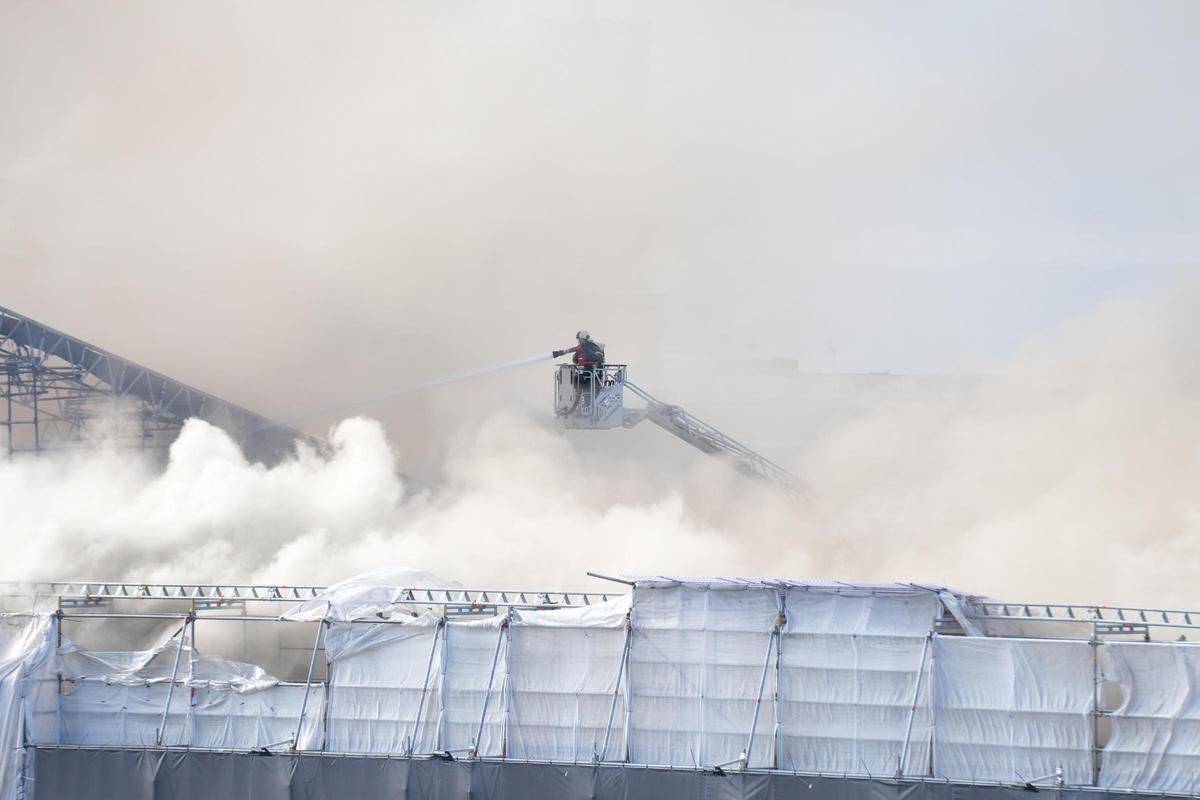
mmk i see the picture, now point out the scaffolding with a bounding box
[0,305,312,462]
[8,578,1200,797]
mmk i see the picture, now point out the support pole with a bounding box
[1091,621,1101,785]
[471,617,508,758]
[53,609,62,746]
[502,615,513,758]
[600,618,633,761]
[292,604,329,751]
[623,622,634,762]
[30,366,38,454]
[410,619,444,755]
[186,614,197,748]
[743,621,781,769]
[16,688,27,800]
[898,633,932,777]
[321,661,332,752]
[436,615,450,752]
[156,615,191,747]
[928,633,937,777]
[5,374,12,461]
[772,614,782,767]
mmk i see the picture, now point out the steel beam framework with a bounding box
[0,305,311,461]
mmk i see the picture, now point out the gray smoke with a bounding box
[3,3,1200,608]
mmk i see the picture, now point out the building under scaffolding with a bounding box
[2,575,1200,799]
[0,305,310,462]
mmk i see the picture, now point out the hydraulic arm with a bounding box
[553,363,805,496]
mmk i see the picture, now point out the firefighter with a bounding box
[552,330,605,366]
[553,331,606,392]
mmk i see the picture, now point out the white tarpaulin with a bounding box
[191,684,323,750]
[932,636,1093,784]
[57,681,191,747]
[282,567,462,622]
[629,584,779,768]
[508,597,629,761]
[442,617,508,756]
[324,613,442,754]
[0,615,53,800]
[779,588,937,776]
[1100,641,1200,792]
[44,630,322,750]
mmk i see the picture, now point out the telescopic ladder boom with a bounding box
[553,364,806,496]
[624,380,805,494]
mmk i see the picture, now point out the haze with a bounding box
[3,2,1200,607]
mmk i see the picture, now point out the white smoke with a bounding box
[3,283,1200,610]
[0,412,740,591]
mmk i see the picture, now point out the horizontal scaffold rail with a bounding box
[0,582,622,609]
[970,600,1200,630]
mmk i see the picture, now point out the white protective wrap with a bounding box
[441,616,508,755]
[282,567,461,622]
[0,615,54,800]
[508,597,630,761]
[191,684,324,750]
[932,636,1093,784]
[57,681,191,746]
[46,631,323,750]
[1100,641,1200,792]
[324,613,443,754]
[779,588,937,776]
[629,584,779,768]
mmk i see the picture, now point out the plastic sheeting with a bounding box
[326,615,512,756]
[1100,641,1200,792]
[190,684,324,750]
[324,613,443,754]
[59,641,278,693]
[441,617,508,755]
[54,678,324,751]
[0,615,53,800]
[779,588,937,776]
[508,598,629,761]
[932,636,1093,784]
[40,630,323,751]
[57,681,191,747]
[282,567,462,622]
[629,584,780,768]
[322,601,632,759]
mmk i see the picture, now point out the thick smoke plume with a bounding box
[3,283,1200,610]
[4,3,1200,611]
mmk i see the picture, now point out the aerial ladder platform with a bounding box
[553,364,806,495]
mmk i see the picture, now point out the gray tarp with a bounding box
[31,748,1170,800]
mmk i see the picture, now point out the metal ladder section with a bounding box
[624,381,806,495]
[0,581,620,614]
[969,600,1200,636]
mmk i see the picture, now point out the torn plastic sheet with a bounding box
[281,566,462,622]
[58,633,278,693]
[57,639,182,686]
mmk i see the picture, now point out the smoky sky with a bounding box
[2,1,1199,470]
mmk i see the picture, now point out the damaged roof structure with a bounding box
[0,573,1197,799]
